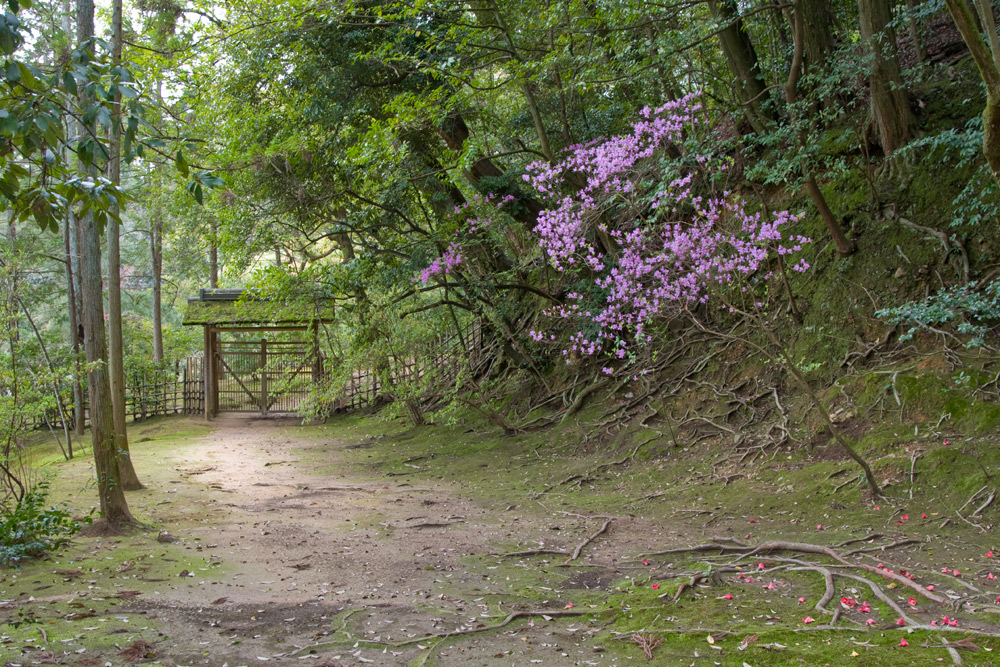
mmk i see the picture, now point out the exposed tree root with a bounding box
[290,608,613,656]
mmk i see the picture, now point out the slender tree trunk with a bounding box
[858,0,916,155]
[107,0,141,490]
[64,215,84,441]
[77,0,133,526]
[209,219,219,288]
[151,211,163,364]
[905,0,926,63]
[786,0,855,256]
[945,0,1000,184]
[709,0,775,132]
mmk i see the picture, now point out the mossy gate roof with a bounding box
[181,289,336,326]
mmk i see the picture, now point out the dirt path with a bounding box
[124,417,610,666]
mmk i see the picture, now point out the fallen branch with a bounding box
[557,517,613,566]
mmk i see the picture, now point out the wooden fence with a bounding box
[28,320,485,429]
[28,359,205,432]
[334,320,484,413]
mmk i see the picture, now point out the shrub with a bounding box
[0,481,85,567]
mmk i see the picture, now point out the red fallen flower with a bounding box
[902,514,909,520]
[758,562,766,570]
[942,568,951,574]
[724,593,733,600]
[802,616,814,624]
[896,618,905,626]
[988,573,995,580]
[921,513,928,519]
[738,573,745,580]
[765,581,775,590]
[866,618,876,626]
[651,584,660,590]
[987,551,994,558]
[749,517,756,523]
[931,620,938,626]
[949,620,958,627]
[908,597,917,605]
[859,603,871,613]
[642,558,650,566]
[953,570,961,577]
[899,638,909,647]
[798,597,806,603]
[816,524,824,531]
[841,596,856,607]
[927,585,935,591]
[565,602,575,609]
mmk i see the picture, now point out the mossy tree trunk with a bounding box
[944,0,1000,185]
[76,0,134,526]
[107,0,141,491]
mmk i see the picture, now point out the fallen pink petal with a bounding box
[802,616,814,624]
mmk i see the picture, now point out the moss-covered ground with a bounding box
[5,392,999,666]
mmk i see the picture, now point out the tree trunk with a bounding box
[786,0,856,256]
[77,0,133,526]
[945,0,1000,184]
[151,211,163,364]
[64,215,84,441]
[904,0,926,63]
[858,0,916,155]
[800,0,836,69]
[209,219,219,288]
[107,0,140,490]
[709,0,775,132]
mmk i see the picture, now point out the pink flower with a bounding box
[651,584,660,590]
[749,517,756,523]
[565,602,575,609]
[943,440,950,446]
[798,597,806,603]
[988,573,995,580]
[927,585,935,591]
[899,638,909,647]
[758,562,766,570]
[765,581,775,590]
[953,570,961,577]
[921,513,928,519]
[907,597,917,606]
[724,593,733,600]
[902,514,909,521]
[866,618,876,626]
[874,505,880,510]
[802,616,814,624]
[942,568,951,574]
[816,524,824,531]
[896,618,905,626]
[642,558,650,566]
[987,551,994,558]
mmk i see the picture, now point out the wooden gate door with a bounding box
[216,340,315,415]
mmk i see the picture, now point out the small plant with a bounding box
[876,279,1000,347]
[0,481,86,567]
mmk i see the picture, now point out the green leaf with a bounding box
[175,149,189,177]
[62,70,77,95]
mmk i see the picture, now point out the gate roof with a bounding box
[182,289,336,327]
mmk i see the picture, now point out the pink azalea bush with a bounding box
[524,94,810,363]
[419,94,811,368]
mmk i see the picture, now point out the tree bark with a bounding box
[709,0,775,133]
[800,0,836,69]
[107,0,141,491]
[904,0,926,63]
[77,0,134,525]
[858,0,916,156]
[151,210,163,364]
[945,0,1000,184]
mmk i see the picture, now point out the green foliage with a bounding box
[0,481,85,567]
[877,280,1000,347]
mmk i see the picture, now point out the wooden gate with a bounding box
[216,340,317,415]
